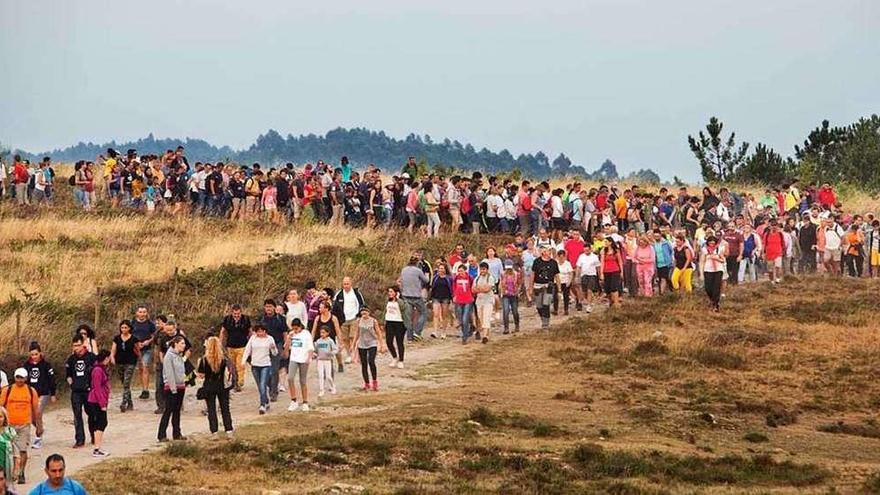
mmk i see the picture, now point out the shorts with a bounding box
[603,272,622,295]
[580,275,599,293]
[279,356,291,370]
[339,320,357,345]
[12,425,30,452]
[432,299,451,305]
[871,250,880,266]
[288,361,310,387]
[140,347,154,366]
[824,248,842,263]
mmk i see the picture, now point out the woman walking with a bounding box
[22,342,56,449]
[701,236,725,311]
[158,336,188,441]
[75,325,99,354]
[197,336,234,436]
[351,308,385,391]
[384,287,406,368]
[110,320,140,412]
[599,238,624,308]
[671,234,695,293]
[242,325,278,415]
[86,350,111,457]
[429,262,452,339]
[452,264,475,343]
[634,235,657,297]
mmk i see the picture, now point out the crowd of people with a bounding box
[1,150,878,493]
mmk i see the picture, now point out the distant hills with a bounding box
[13,127,661,182]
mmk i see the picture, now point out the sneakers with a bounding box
[586,304,593,313]
[362,383,371,391]
[139,390,150,400]
[371,380,379,392]
[287,402,299,412]
[481,337,489,344]
[338,363,345,373]
[92,448,110,458]
[32,437,42,449]
[154,408,164,415]
[259,405,266,415]
[389,358,398,368]
[72,442,85,449]
[413,334,423,342]
[318,390,325,398]
[396,361,404,369]
[278,384,286,393]
[440,333,447,340]
[17,472,24,484]
[330,387,337,394]
[344,356,352,364]
[429,333,437,339]
[300,403,310,412]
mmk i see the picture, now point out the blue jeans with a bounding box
[502,295,520,331]
[251,365,271,406]
[268,352,282,400]
[454,303,473,343]
[738,256,758,282]
[401,296,427,340]
[529,209,542,236]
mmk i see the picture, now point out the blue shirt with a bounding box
[28,478,87,495]
[341,164,352,183]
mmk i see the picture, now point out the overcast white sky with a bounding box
[1,0,878,179]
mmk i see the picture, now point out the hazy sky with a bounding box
[1,0,878,180]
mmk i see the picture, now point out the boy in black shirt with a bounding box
[65,335,96,448]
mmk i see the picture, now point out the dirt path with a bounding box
[20,307,574,492]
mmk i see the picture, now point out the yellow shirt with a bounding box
[614,197,627,220]
[103,158,117,178]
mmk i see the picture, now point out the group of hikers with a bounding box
[1,152,878,494]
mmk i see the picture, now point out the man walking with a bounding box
[332,277,365,370]
[220,304,251,392]
[259,299,287,401]
[131,305,156,400]
[0,368,41,484]
[64,336,95,449]
[399,255,429,341]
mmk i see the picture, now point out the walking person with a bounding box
[429,263,453,340]
[473,262,497,344]
[158,336,188,441]
[313,326,338,397]
[600,238,624,308]
[242,325,278,415]
[86,350,111,457]
[153,317,191,415]
[196,336,234,437]
[351,308,385,391]
[332,277,365,371]
[671,235,695,293]
[383,287,406,368]
[701,236,725,311]
[258,299,287,401]
[130,306,156,401]
[452,264,475,343]
[576,244,601,313]
[634,236,656,297]
[0,369,40,484]
[110,320,139,412]
[499,263,521,334]
[399,255,429,342]
[220,304,251,392]
[285,319,314,412]
[65,335,95,449]
[532,246,560,328]
[28,454,87,495]
[553,250,573,314]
[22,342,56,450]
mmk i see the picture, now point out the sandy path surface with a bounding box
[20,308,574,492]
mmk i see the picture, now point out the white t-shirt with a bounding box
[485,194,503,218]
[284,301,308,329]
[340,289,359,321]
[701,246,725,272]
[576,252,601,277]
[558,261,573,285]
[825,225,844,250]
[551,196,564,218]
[384,300,403,322]
[288,329,315,364]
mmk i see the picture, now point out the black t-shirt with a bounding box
[65,352,96,393]
[222,314,252,349]
[113,334,141,366]
[207,171,224,194]
[156,330,192,359]
[131,319,156,345]
[260,314,287,346]
[276,178,290,204]
[229,178,245,199]
[532,258,560,285]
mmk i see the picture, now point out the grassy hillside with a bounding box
[79,276,880,494]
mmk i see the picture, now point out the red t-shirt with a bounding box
[452,273,474,304]
[564,239,585,266]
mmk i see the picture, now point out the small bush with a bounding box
[765,403,799,427]
[743,432,769,443]
[862,472,880,493]
[690,347,746,370]
[467,406,501,427]
[165,441,200,459]
[817,421,880,439]
[313,451,348,465]
[632,340,669,355]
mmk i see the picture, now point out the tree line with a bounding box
[689,114,880,190]
[6,127,659,183]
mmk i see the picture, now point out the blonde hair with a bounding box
[0,406,8,427]
[204,336,225,374]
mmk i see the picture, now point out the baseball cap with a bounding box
[504,263,514,270]
[14,368,27,379]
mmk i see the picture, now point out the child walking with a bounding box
[499,263,521,334]
[313,326,338,397]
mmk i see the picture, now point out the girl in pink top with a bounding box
[262,175,279,224]
[634,236,657,297]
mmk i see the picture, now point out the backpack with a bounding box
[68,174,76,186]
[1,384,35,408]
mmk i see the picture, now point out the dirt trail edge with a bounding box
[22,309,573,491]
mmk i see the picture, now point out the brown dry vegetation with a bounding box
[77,275,880,494]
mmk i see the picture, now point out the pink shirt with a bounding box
[634,245,656,266]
